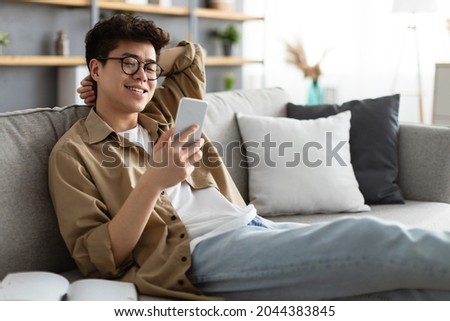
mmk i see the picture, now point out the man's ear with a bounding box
[89,59,101,81]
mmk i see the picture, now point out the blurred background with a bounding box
[1,0,450,124]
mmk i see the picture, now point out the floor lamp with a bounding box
[391,0,437,123]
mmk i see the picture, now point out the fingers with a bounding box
[187,141,204,164]
[77,77,94,94]
[83,97,96,107]
[78,88,95,102]
[171,125,205,165]
[77,84,92,95]
[151,128,204,166]
[147,130,204,188]
[77,75,96,107]
[154,128,174,153]
[80,75,93,87]
[177,138,205,162]
[172,125,199,148]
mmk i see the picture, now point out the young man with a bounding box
[50,13,246,300]
[50,14,450,301]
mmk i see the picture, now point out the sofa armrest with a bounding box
[397,123,450,203]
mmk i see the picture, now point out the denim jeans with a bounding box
[187,215,450,300]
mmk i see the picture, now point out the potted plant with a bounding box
[224,72,235,90]
[214,25,240,56]
[0,32,10,55]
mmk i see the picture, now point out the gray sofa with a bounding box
[1,87,450,300]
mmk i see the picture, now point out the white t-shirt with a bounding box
[118,124,256,252]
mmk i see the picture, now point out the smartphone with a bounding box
[173,97,208,146]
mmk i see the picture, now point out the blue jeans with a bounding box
[187,216,450,300]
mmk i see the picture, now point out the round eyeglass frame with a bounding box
[97,56,164,80]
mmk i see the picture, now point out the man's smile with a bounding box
[125,85,148,94]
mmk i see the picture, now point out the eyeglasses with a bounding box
[97,56,164,80]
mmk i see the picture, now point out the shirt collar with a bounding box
[138,113,166,143]
[84,108,169,145]
[85,108,115,144]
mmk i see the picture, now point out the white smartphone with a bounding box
[173,97,208,146]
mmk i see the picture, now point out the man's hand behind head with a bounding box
[77,75,96,107]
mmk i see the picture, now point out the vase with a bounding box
[307,80,323,105]
[222,42,233,56]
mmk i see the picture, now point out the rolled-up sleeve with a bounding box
[48,149,132,278]
[150,41,206,119]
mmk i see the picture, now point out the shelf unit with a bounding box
[18,0,263,20]
[1,0,265,105]
[2,1,264,68]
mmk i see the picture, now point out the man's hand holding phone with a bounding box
[173,97,208,147]
[149,126,205,190]
[145,97,208,190]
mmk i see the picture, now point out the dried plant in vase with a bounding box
[286,39,329,104]
[286,39,321,82]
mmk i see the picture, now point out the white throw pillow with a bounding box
[236,111,370,216]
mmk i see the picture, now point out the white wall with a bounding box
[243,0,450,124]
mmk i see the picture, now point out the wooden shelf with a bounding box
[16,1,189,15]
[205,56,263,66]
[18,0,89,7]
[0,56,85,66]
[98,1,189,16]
[195,8,263,21]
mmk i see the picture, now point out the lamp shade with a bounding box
[392,0,437,13]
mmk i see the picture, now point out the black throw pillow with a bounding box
[287,94,404,204]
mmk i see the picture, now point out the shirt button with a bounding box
[180,233,185,239]
[171,215,177,221]
[160,191,166,196]
[181,256,187,262]
[178,279,185,287]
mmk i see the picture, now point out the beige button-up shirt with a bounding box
[48,41,246,300]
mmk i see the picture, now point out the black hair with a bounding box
[85,14,170,70]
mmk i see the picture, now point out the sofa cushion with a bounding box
[0,105,90,279]
[287,94,404,205]
[204,88,290,203]
[268,201,450,232]
[236,111,369,216]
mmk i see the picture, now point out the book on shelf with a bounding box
[0,271,137,301]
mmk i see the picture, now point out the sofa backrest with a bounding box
[0,105,90,278]
[204,87,289,202]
